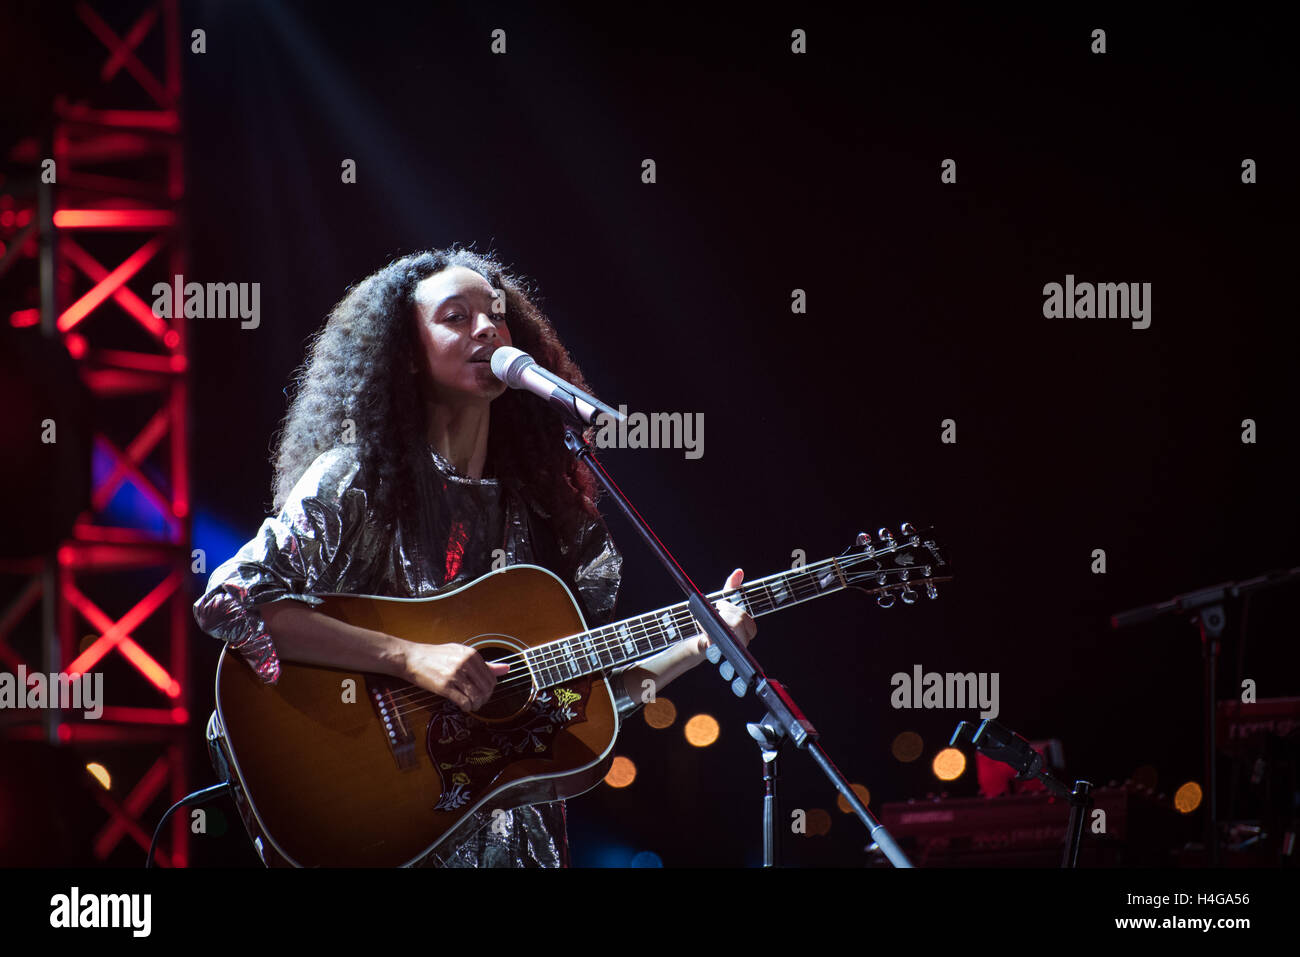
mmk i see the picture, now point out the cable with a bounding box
[146,782,233,868]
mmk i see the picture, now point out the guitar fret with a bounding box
[641,615,667,651]
[770,578,791,606]
[619,619,645,658]
[672,608,695,641]
[559,639,580,678]
[618,622,637,657]
[594,627,618,668]
[579,634,601,669]
[526,647,554,687]
[639,617,660,654]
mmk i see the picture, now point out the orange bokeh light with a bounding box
[805,808,832,836]
[835,784,871,813]
[932,747,967,781]
[644,697,677,729]
[684,714,720,747]
[605,756,636,788]
[891,731,924,762]
[1175,781,1203,814]
[86,763,112,790]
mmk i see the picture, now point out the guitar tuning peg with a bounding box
[926,582,939,600]
[719,660,735,682]
[705,644,722,665]
[900,522,916,537]
[856,531,871,546]
[877,593,896,609]
[877,527,895,544]
[900,585,917,605]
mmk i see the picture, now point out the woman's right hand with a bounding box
[401,642,511,713]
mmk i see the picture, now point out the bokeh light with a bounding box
[806,808,832,836]
[1174,781,1202,813]
[835,783,871,813]
[604,756,636,788]
[892,731,924,762]
[932,747,966,781]
[644,697,677,729]
[684,713,719,747]
[85,763,111,790]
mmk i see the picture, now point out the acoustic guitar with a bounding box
[210,525,948,866]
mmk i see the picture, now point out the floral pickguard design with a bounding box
[428,679,591,811]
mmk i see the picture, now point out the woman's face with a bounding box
[413,265,513,405]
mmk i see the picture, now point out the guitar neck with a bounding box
[524,557,851,690]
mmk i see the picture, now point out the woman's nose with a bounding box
[472,313,498,339]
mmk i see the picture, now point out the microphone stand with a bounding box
[1110,566,1300,867]
[561,424,913,868]
[951,719,1093,868]
[747,716,784,867]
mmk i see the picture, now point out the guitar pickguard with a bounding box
[426,679,591,811]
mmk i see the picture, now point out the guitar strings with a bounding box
[383,606,701,718]
[379,555,852,713]
[379,551,893,715]
[380,551,908,714]
[380,551,919,719]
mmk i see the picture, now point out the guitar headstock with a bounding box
[838,523,950,607]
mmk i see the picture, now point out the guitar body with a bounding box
[213,564,620,867]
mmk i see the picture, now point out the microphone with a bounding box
[489,346,626,425]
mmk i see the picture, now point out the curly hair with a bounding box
[271,246,601,534]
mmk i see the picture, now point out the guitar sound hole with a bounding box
[476,644,535,722]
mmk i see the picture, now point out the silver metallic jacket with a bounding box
[193,444,633,868]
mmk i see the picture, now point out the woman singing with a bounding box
[193,246,755,866]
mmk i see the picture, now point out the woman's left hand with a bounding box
[696,568,758,654]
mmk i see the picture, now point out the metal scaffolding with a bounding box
[0,0,191,866]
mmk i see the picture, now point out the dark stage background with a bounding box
[2,3,1296,868]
